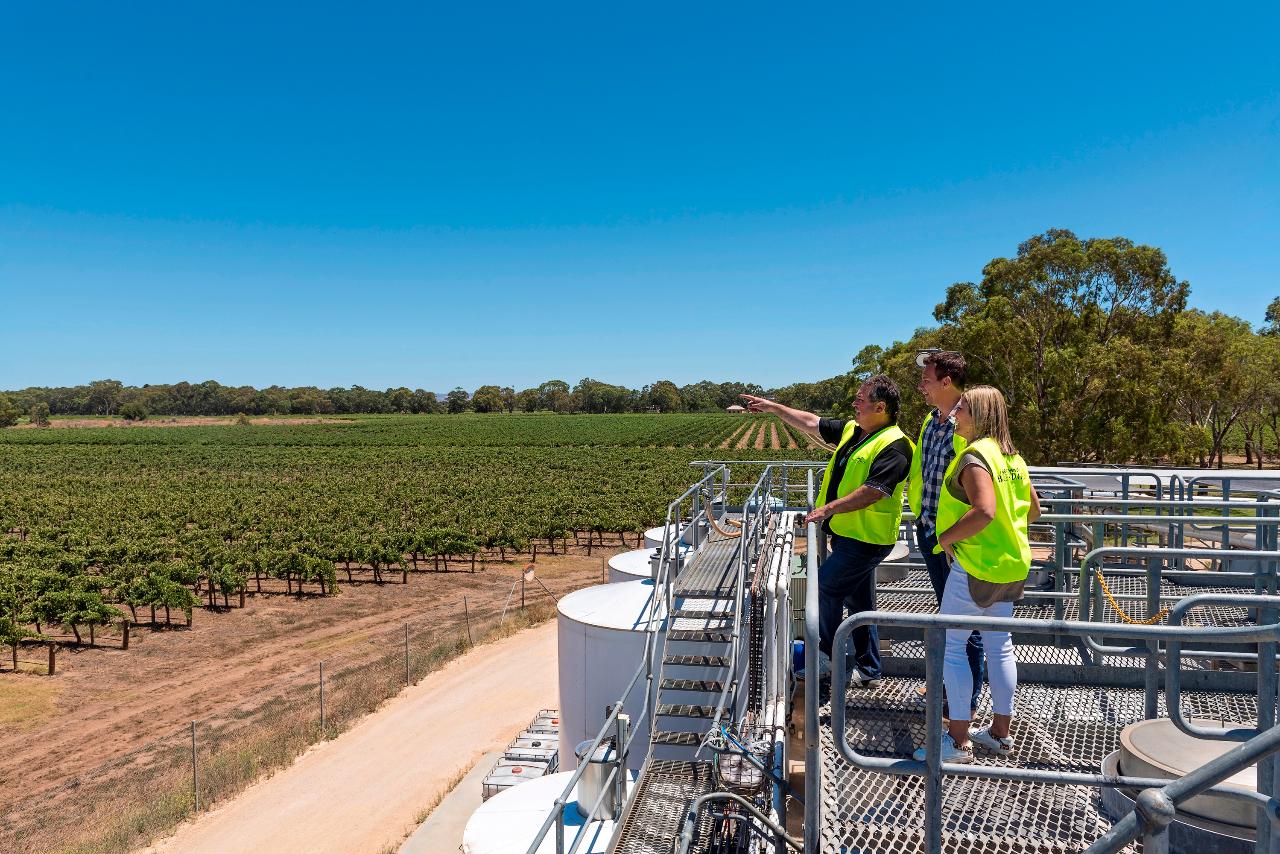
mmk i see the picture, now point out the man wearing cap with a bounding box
[908,350,984,711]
[741,375,912,687]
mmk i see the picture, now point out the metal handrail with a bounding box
[802,510,820,853]
[700,465,785,748]
[521,466,729,854]
[1027,467,1173,500]
[827,601,1280,854]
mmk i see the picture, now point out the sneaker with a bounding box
[969,726,1015,757]
[849,672,883,690]
[912,733,973,764]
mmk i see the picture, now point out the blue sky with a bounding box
[2,2,1277,391]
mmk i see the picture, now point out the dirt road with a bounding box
[143,620,560,854]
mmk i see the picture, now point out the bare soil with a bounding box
[719,421,750,450]
[734,422,755,450]
[0,552,613,853]
[753,422,768,450]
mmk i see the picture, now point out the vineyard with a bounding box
[0,413,819,664]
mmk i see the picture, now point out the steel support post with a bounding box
[1054,519,1067,623]
[1260,568,1278,854]
[1141,825,1171,854]
[803,468,820,854]
[924,628,946,854]
[1121,474,1131,547]
[613,710,629,819]
[1145,555,1161,719]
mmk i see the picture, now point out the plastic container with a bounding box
[481,758,550,801]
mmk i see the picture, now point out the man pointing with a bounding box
[741,375,913,686]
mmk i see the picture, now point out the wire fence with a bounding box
[2,598,559,854]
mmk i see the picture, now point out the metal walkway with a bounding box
[673,526,744,598]
[612,760,716,854]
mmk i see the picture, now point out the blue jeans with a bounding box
[818,534,893,681]
[915,522,985,712]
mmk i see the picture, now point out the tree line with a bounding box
[0,376,836,423]
[2,228,1276,467]
[839,229,1280,468]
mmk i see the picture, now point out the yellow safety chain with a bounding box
[1094,571,1169,625]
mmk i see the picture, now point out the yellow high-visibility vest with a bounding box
[934,436,1032,583]
[907,409,967,517]
[816,422,910,545]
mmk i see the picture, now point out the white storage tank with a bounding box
[607,549,655,583]
[558,579,665,772]
[643,520,706,549]
[463,769,635,854]
[606,547,691,583]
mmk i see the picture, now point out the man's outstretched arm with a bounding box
[739,394,822,438]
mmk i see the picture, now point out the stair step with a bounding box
[651,731,702,747]
[668,629,732,643]
[660,678,724,692]
[657,703,718,719]
[671,608,733,620]
[663,655,729,668]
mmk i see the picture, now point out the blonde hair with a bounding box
[963,385,1017,455]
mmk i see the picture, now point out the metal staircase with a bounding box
[613,515,755,853]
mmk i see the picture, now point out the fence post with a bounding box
[122,620,130,650]
[47,641,55,676]
[191,721,199,812]
[464,596,474,645]
[404,624,410,686]
[319,662,325,734]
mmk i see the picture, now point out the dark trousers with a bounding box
[915,522,985,713]
[818,534,893,680]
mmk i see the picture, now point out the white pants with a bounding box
[941,563,1017,720]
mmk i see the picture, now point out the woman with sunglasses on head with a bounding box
[913,385,1040,763]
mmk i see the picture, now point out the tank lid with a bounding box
[557,579,665,631]
[607,549,654,575]
[1120,718,1256,791]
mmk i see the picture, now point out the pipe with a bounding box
[676,792,802,854]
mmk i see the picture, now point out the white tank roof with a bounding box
[557,578,664,631]
[607,548,654,580]
[1118,717,1256,827]
[463,769,634,854]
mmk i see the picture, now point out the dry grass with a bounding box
[415,762,472,824]
[0,676,61,727]
[24,603,560,854]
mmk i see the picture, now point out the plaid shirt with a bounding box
[919,404,960,534]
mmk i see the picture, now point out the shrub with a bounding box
[0,394,19,427]
[120,403,149,422]
[29,402,51,427]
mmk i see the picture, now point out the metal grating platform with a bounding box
[674,528,744,598]
[612,760,715,854]
[818,677,1259,853]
